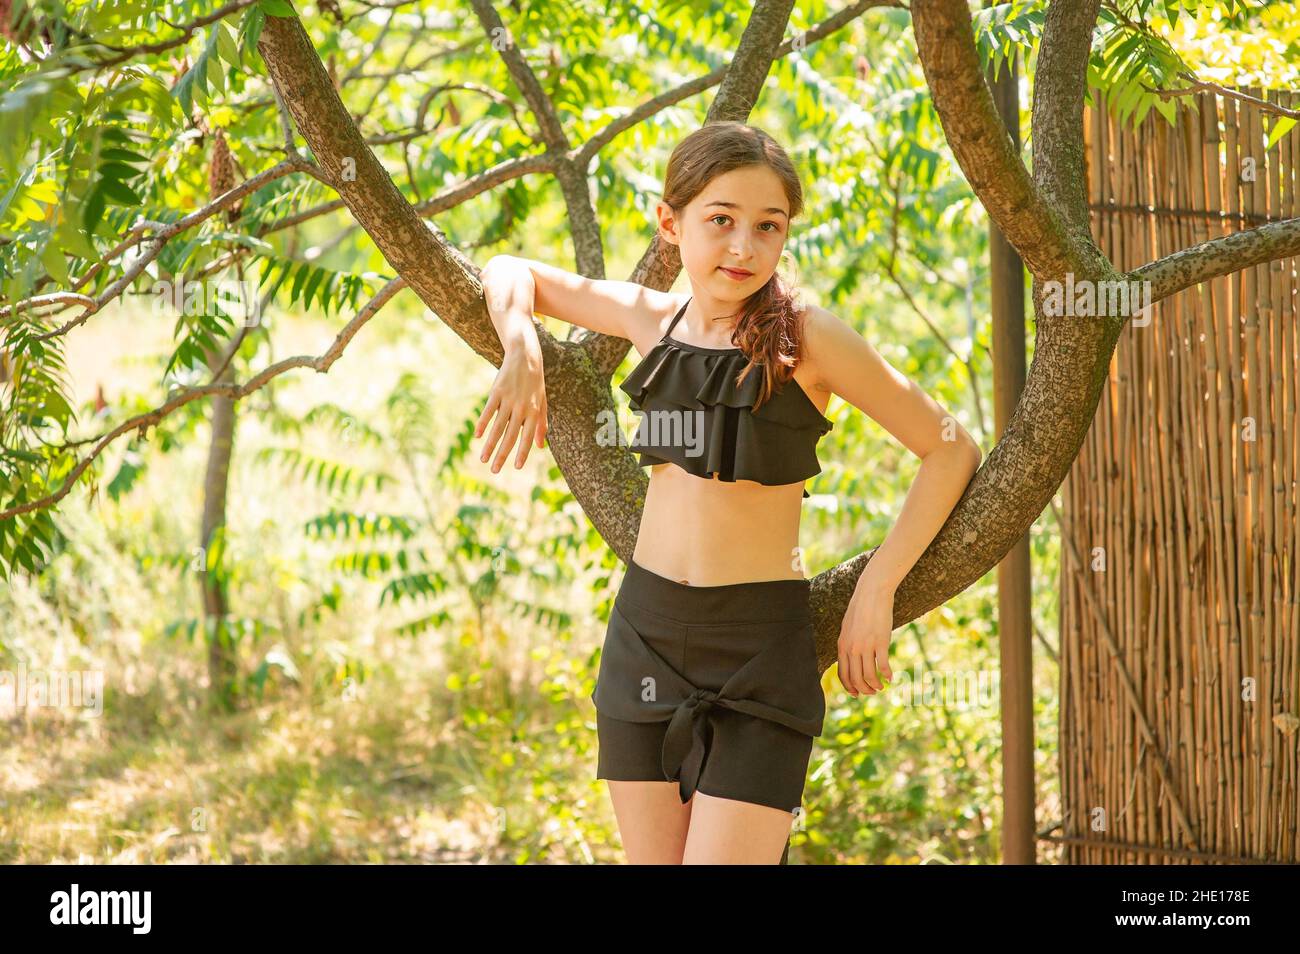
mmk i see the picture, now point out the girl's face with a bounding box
[658,165,791,303]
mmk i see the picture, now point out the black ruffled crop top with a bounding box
[618,297,833,498]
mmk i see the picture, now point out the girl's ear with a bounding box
[654,201,681,246]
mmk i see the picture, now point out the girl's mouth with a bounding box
[718,266,753,280]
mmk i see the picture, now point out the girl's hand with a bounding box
[837,584,895,697]
[475,346,547,472]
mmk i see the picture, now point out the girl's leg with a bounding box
[681,791,794,864]
[605,780,694,864]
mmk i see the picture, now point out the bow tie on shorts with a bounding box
[593,600,826,806]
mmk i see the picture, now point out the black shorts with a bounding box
[590,559,826,814]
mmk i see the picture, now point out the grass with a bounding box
[1,650,614,863]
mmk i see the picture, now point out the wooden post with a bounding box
[985,37,1035,865]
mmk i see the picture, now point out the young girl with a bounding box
[476,122,981,864]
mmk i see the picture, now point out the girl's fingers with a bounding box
[849,650,871,696]
[515,414,534,467]
[862,651,882,692]
[509,416,528,468]
[482,407,511,465]
[479,391,546,472]
[491,411,524,472]
[475,392,500,440]
[535,403,547,448]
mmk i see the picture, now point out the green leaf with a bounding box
[216,22,240,67]
[1152,96,1178,125]
[260,258,294,302]
[316,274,337,314]
[108,443,146,501]
[96,161,141,182]
[260,0,296,16]
[1133,91,1154,127]
[82,184,107,234]
[1265,115,1297,150]
[240,5,266,59]
[98,177,143,206]
[301,265,327,309]
[206,43,226,95]
[39,239,70,285]
[290,261,313,304]
[98,147,149,164]
[174,64,198,116]
[58,216,98,259]
[193,49,211,101]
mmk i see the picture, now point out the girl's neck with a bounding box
[680,292,744,344]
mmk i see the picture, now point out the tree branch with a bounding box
[256,11,511,361]
[1147,71,1300,122]
[1032,0,1103,237]
[259,151,552,236]
[0,277,407,523]
[1128,214,1300,305]
[468,0,604,280]
[30,155,319,342]
[909,0,1084,279]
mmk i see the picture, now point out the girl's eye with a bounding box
[710,215,780,232]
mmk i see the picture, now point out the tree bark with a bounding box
[201,343,238,711]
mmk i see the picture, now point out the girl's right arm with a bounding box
[483,254,677,344]
[477,256,548,473]
[476,255,677,472]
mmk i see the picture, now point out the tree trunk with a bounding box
[201,343,238,711]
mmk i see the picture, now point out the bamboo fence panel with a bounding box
[1056,87,1299,864]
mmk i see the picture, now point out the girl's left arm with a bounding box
[804,305,983,697]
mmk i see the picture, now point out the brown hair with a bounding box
[656,121,806,411]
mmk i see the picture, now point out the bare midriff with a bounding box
[624,310,830,587]
[630,463,809,586]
